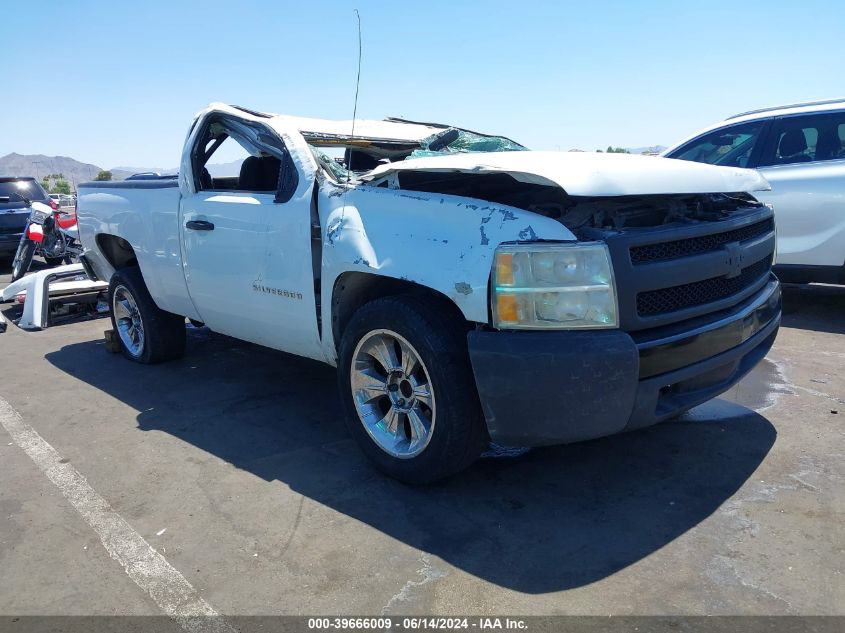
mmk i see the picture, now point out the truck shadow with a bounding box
[781,283,845,335]
[45,330,775,593]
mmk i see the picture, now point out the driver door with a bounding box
[179,115,322,360]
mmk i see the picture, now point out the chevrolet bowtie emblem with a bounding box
[724,241,743,278]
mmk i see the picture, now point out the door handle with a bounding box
[186,220,215,231]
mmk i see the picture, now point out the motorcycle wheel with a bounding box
[11,239,35,282]
[44,255,65,266]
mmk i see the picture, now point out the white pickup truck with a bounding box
[77,103,782,483]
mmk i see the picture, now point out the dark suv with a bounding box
[0,177,53,260]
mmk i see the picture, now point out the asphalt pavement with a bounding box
[0,260,842,619]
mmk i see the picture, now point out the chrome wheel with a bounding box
[112,285,145,358]
[351,329,436,459]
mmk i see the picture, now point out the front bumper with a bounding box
[468,275,781,447]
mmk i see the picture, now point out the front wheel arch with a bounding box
[330,272,471,358]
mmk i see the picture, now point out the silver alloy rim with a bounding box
[112,285,145,357]
[351,329,436,459]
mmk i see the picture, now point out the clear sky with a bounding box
[3,0,843,169]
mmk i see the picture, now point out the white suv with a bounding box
[664,98,845,285]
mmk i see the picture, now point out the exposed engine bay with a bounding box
[385,170,765,232]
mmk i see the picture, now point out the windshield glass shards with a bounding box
[409,128,527,159]
[301,121,526,182]
[310,146,353,183]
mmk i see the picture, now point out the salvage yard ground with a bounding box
[0,262,843,617]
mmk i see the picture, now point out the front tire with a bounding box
[338,294,486,484]
[10,239,35,281]
[108,267,186,364]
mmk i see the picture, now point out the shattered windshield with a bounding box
[409,128,526,158]
[308,127,526,182]
[310,146,353,182]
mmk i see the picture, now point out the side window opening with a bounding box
[192,117,297,200]
[199,133,254,190]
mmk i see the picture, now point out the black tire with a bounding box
[338,294,487,484]
[44,255,65,267]
[108,266,186,364]
[10,239,35,281]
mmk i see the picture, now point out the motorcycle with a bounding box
[10,198,82,282]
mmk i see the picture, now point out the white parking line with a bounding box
[0,396,235,633]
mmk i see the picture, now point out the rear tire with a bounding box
[108,266,186,364]
[11,240,35,281]
[338,294,487,484]
[44,255,65,267]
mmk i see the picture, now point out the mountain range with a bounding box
[0,153,250,189]
[0,153,136,186]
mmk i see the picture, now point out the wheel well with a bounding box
[96,234,138,270]
[331,272,469,350]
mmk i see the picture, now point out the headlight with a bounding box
[492,242,618,329]
[29,201,51,223]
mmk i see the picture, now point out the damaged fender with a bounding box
[317,183,575,362]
